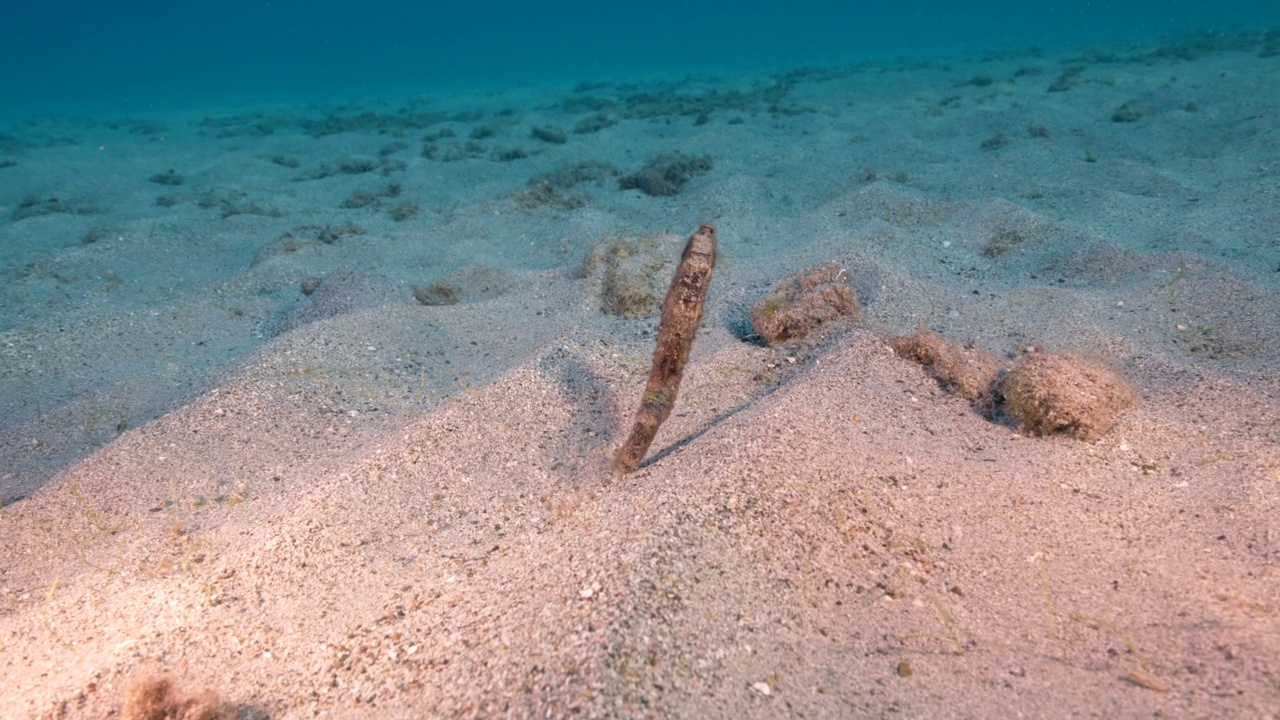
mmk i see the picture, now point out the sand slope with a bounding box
[3,312,1278,717]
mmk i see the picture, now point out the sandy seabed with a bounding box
[1,32,1279,719]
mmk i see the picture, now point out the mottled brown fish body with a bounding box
[613,224,718,474]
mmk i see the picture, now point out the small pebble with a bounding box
[897,660,914,677]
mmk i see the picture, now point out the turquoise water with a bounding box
[3,1,1277,117]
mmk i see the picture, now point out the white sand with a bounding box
[2,36,1279,718]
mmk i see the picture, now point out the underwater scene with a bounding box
[2,1,1279,717]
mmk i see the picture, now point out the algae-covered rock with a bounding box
[750,261,859,345]
[1000,352,1137,440]
[581,234,676,318]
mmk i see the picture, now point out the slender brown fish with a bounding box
[613,223,717,474]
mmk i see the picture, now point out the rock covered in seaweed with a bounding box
[750,261,859,345]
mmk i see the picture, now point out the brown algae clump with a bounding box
[1000,352,1137,440]
[750,261,859,345]
[892,330,1002,405]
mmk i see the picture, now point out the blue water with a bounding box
[3,1,1277,118]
